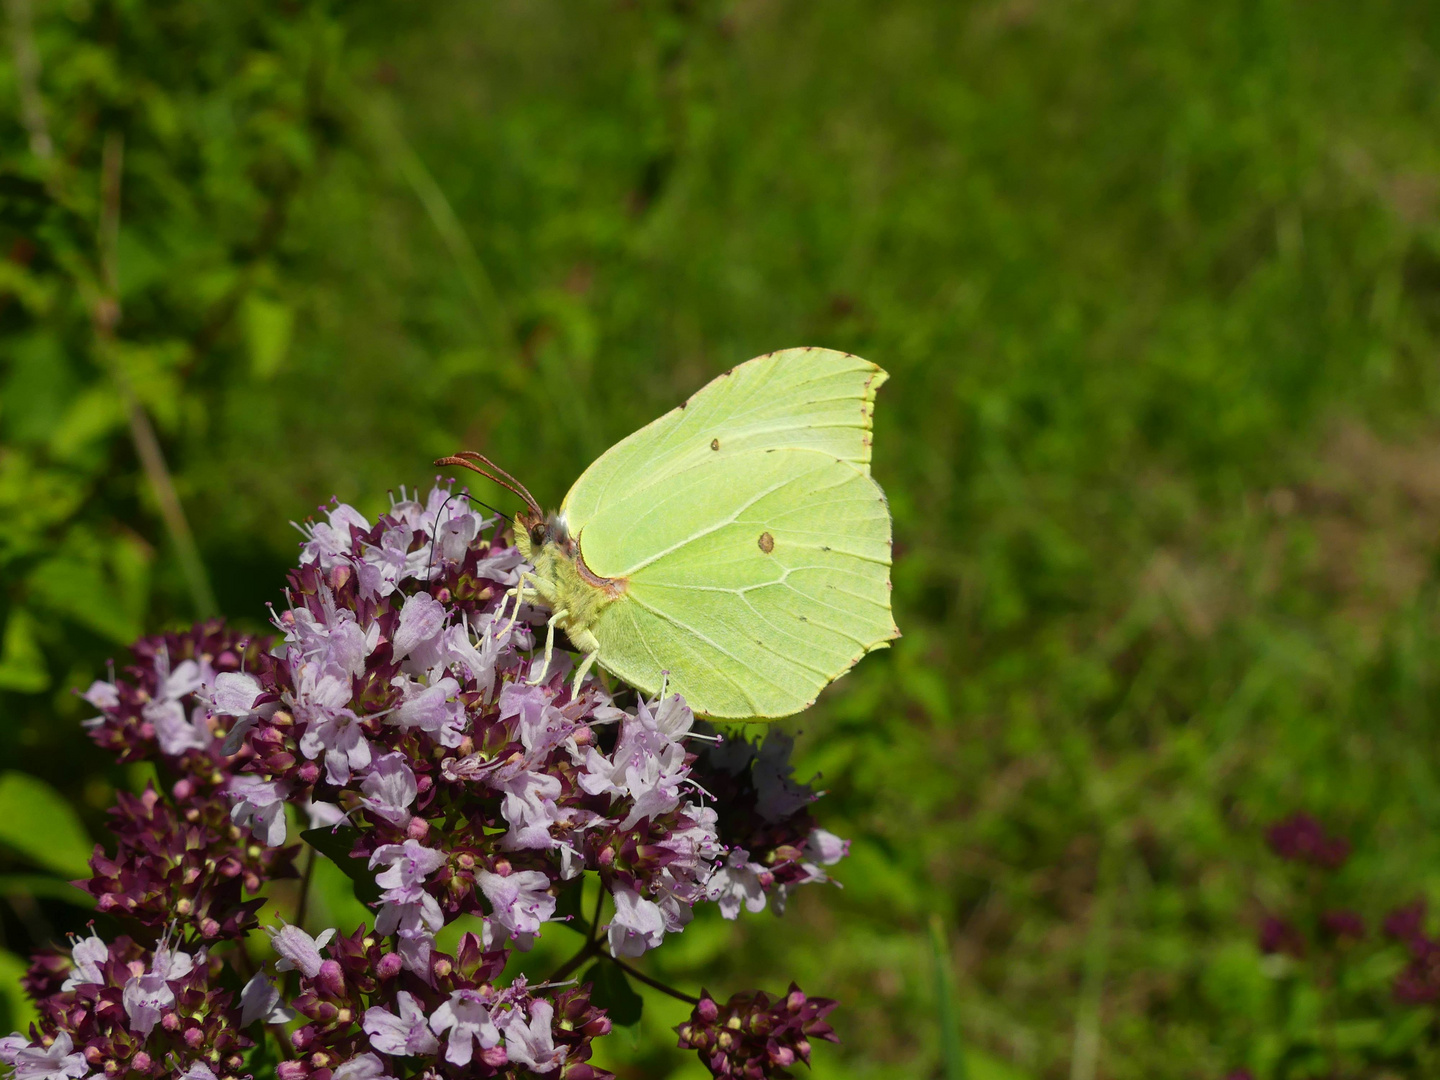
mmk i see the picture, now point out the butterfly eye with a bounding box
[530,522,549,547]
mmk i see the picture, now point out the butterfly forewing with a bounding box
[561,348,885,536]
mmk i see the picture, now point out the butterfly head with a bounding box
[433,451,562,558]
[514,509,573,560]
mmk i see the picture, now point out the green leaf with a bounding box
[301,825,381,904]
[554,877,589,936]
[0,608,49,693]
[966,1050,1035,1080]
[0,948,37,1036]
[0,772,94,878]
[27,531,151,645]
[50,385,126,462]
[1381,1006,1434,1055]
[244,294,295,380]
[0,873,94,906]
[582,961,643,1027]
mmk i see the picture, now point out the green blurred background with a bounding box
[6,1,1440,1076]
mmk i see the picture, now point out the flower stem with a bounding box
[605,955,700,1006]
[93,130,218,620]
[586,879,606,944]
[548,938,602,983]
[294,846,317,931]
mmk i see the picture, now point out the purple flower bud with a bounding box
[1385,898,1427,943]
[1320,909,1365,942]
[1264,813,1350,870]
[1259,916,1306,958]
[676,985,838,1077]
[314,959,346,998]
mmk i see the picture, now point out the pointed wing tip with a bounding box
[764,346,888,383]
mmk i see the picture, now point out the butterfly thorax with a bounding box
[514,510,625,654]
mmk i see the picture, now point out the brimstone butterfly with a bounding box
[438,347,898,720]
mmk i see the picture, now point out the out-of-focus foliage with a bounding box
[6,0,1440,1077]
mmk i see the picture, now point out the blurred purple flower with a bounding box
[1265,812,1350,870]
[1259,915,1306,958]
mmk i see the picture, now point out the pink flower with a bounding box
[364,990,439,1056]
[429,989,501,1067]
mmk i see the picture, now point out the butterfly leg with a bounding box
[501,571,542,638]
[527,608,570,685]
[570,649,600,700]
[567,627,602,699]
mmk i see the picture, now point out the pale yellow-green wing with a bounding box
[559,348,884,537]
[579,448,897,719]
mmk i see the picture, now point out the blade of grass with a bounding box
[95,131,217,619]
[1069,830,1117,1080]
[930,913,970,1080]
[362,95,514,355]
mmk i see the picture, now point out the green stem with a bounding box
[94,130,217,619]
[294,846,317,931]
[605,955,700,1006]
[549,938,602,983]
[587,879,606,944]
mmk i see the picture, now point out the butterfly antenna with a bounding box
[435,451,545,522]
[421,489,514,583]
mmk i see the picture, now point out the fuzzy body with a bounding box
[514,521,611,656]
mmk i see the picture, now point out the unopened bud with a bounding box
[480,1046,508,1068]
[315,959,346,997]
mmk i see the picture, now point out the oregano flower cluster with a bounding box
[2,484,845,1080]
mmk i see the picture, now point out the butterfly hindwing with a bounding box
[580,448,896,719]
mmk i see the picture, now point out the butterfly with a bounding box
[438,347,898,720]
